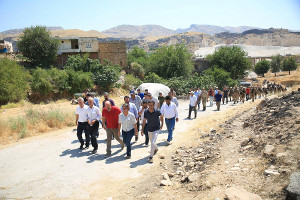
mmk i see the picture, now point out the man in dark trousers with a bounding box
[75,97,89,150]
[86,97,102,154]
[215,90,222,111]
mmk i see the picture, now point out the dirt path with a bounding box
[0,99,262,200]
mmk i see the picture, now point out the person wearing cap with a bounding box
[122,96,139,141]
[137,88,144,99]
[118,103,138,159]
[129,90,142,132]
[158,92,165,109]
[138,99,149,146]
[188,91,197,119]
[160,95,179,145]
[102,92,115,109]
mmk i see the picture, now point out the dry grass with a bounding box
[0,100,29,109]
[0,107,75,144]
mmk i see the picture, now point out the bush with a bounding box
[204,67,238,88]
[66,69,93,94]
[127,46,149,69]
[130,62,145,80]
[0,58,30,105]
[30,68,53,97]
[144,72,166,84]
[123,74,143,89]
[17,26,59,66]
[282,56,298,75]
[254,60,270,77]
[206,46,251,79]
[48,67,70,93]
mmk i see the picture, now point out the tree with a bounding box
[254,60,270,77]
[204,66,238,88]
[282,56,298,75]
[148,44,194,79]
[270,54,282,76]
[17,26,59,67]
[206,46,251,79]
[127,46,148,66]
[0,58,30,105]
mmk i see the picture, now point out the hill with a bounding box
[50,29,107,38]
[0,26,63,35]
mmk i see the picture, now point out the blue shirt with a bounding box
[94,97,100,108]
[121,102,138,118]
[144,109,161,132]
[85,101,97,106]
[194,91,199,98]
[137,92,144,99]
[215,93,222,102]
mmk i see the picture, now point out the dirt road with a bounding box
[0,99,258,200]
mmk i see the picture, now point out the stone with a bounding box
[167,173,174,178]
[162,173,170,180]
[160,179,173,186]
[240,138,250,146]
[264,165,280,176]
[257,100,267,110]
[210,128,217,134]
[263,145,275,156]
[243,122,249,128]
[276,152,288,159]
[188,173,199,183]
[266,126,273,130]
[286,172,300,200]
[225,186,262,200]
[181,176,188,183]
[160,155,165,159]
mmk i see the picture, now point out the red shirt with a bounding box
[102,106,121,129]
[246,88,250,94]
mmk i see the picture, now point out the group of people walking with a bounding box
[75,89,179,163]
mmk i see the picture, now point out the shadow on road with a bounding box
[60,148,92,158]
[129,156,149,168]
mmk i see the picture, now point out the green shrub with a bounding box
[0,58,30,106]
[204,67,238,88]
[66,69,93,94]
[144,72,166,84]
[30,68,53,97]
[48,67,70,93]
[123,74,143,89]
[254,60,270,77]
[130,62,145,80]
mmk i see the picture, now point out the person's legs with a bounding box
[89,121,99,151]
[167,117,175,142]
[202,98,206,110]
[82,123,90,147]
[144,123,149,145]
[123,129,134,157]
[192,106,197,118]
[209,96,213,106]
[76,123,84,148]
[216,101,220,111]
[106,128,113,155]
[112,128,124,149]
[188,105,192,118]
[165,118,170,131]
[149,130,159,158]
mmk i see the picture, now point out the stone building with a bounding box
[54,37,127,68]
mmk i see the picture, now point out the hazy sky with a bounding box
[1,0,300,32]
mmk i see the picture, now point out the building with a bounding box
[0,39,13,53]
[55,37,127,68]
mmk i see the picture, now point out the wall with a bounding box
[57,37,98,54]
[54,52,99,67]
[98,41,127,68]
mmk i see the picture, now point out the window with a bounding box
[85,42,92,48]
[71,39,79,49]
[61,41,64,43]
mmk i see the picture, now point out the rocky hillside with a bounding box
[0,26,63,35]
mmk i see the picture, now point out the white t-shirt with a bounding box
[118,112,136,132]
[189,95,198,106]
[160,102,178,119]
[75,105,88,122]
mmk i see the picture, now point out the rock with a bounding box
[240,138,250,146]
[276,152,288,159]
[160,179,173,186]
[265,165,280,176]
[210,128,217,134]
[286,172,300,200]
[225,186,262,200]
[160,155,165,159]
[181,176,188,183]
[266,126,273,130]
[263,145,275,156]
[188,173,199,183]
[162,173,170,180]
[167,173,174,178]
[257,100,267,110]
[243,122,249,128]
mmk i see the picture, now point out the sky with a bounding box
[0,0,300,32]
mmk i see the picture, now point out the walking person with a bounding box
[141,100,164,163]
[200,88,208,111]
[123,95,139,141]
[102,92,115,109]
[75,97,90,150]
[86,97,102,154]
[102,101,125,157]
[139,99,149,146]
[129,90,142,132]
[160,96,179,145]
[208,87,215,107]
[215,90,222,111]
[118,104,138,159]
[137,88,144,99]
[169,92,179,107]
[222,87,229,104]
[158,92,165,109]
[187,91,197,119]
[246,86,250,101]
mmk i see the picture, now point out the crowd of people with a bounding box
[75,82,286,163]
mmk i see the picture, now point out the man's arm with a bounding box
[174,105,179,122]
[141,118,146,136]
[76,114,79,125]
[102,117,106,130]
[160,115,164,130]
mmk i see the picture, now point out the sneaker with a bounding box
[125,156,131,159]
[92,149,97,154]
[154,148,158,155]
[149,157,153,163]
[80,144,84,150]
[144,143,149,147]
[166,141,171,145]
[84,146,89,150]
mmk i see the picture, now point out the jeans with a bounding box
[209,96,214,106]
[188,105,197,118]
[148,130,159,157]
[165,117,175,142]
[77,122,89,147]
[122,129,134,156]
[87,121,99,150]
[216,101,221,111]
[144,123,149,145]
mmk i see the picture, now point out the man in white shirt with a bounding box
[138,99,149,146]
[75,97,89,150]
[160,95,179,145]
[86,97,102,154]
[188,91,197,119]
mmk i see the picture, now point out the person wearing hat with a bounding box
[188,91,197,119]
